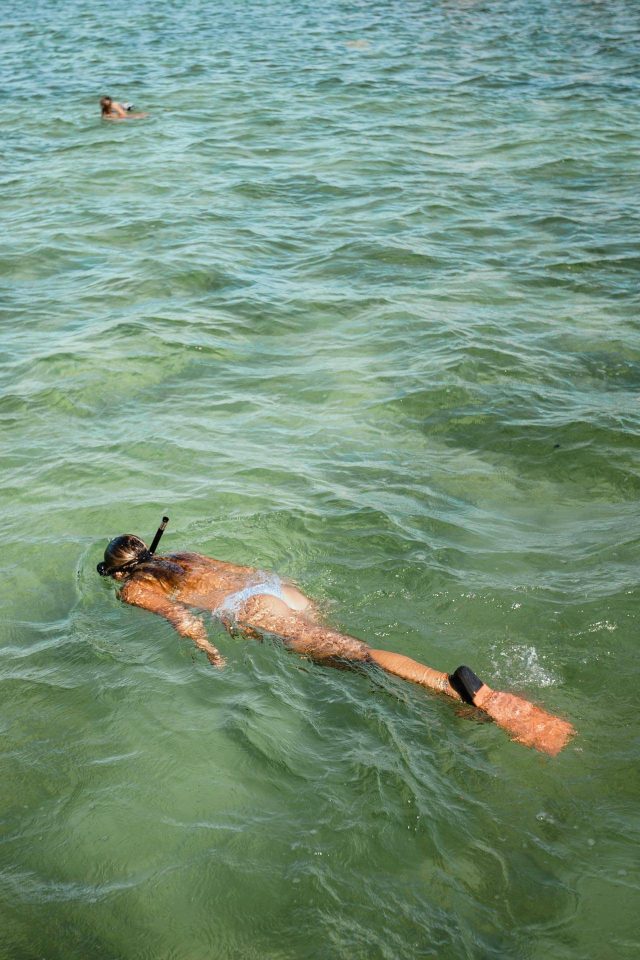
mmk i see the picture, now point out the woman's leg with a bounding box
[367,648,462,699]
[235,594,462,699]
[235,594,575,755]
[235,593,373,662]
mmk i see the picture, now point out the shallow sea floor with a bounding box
[1,0,639,957]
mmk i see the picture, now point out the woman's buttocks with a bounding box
[213,573,287,620]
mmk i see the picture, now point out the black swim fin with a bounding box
[449,665,484,704]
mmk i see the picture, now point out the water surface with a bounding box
[1,1,639,957]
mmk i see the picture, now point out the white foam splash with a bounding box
[490,643,558,688]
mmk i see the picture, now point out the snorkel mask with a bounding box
[97,516,169,577]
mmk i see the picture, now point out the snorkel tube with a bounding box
[149,515,169,555]
[97,515,170,576]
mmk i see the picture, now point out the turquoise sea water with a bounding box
[2,0,640,956]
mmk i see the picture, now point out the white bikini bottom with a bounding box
[215,573,286,621]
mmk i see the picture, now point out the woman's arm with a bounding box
[119,578,225,666]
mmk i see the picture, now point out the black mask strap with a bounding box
[97,555,147,577]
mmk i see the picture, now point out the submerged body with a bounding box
[98,529,575,756]
[118,551,393,671]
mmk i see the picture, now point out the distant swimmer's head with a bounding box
[97,534,150,578]
[99,96,113,116]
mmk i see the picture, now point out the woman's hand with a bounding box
[177,611,208,641]
[204,647,226,669]
[120,579,225,667]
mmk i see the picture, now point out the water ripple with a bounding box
[2,0,640,957]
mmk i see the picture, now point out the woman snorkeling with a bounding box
[97,517,575,755]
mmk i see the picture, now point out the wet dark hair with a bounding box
[97,534,150,576]
[128,555,187,590]
[97,539,186,591]
[99,96,113,115]
[96,518,185,588]
[97,516,170,576]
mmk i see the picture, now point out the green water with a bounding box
[2,0,639,956]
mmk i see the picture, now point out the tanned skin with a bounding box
[109,551,574,755]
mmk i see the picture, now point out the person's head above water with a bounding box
[97,517,169,578]
[97,534,150,577]
[99,96,113,116]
